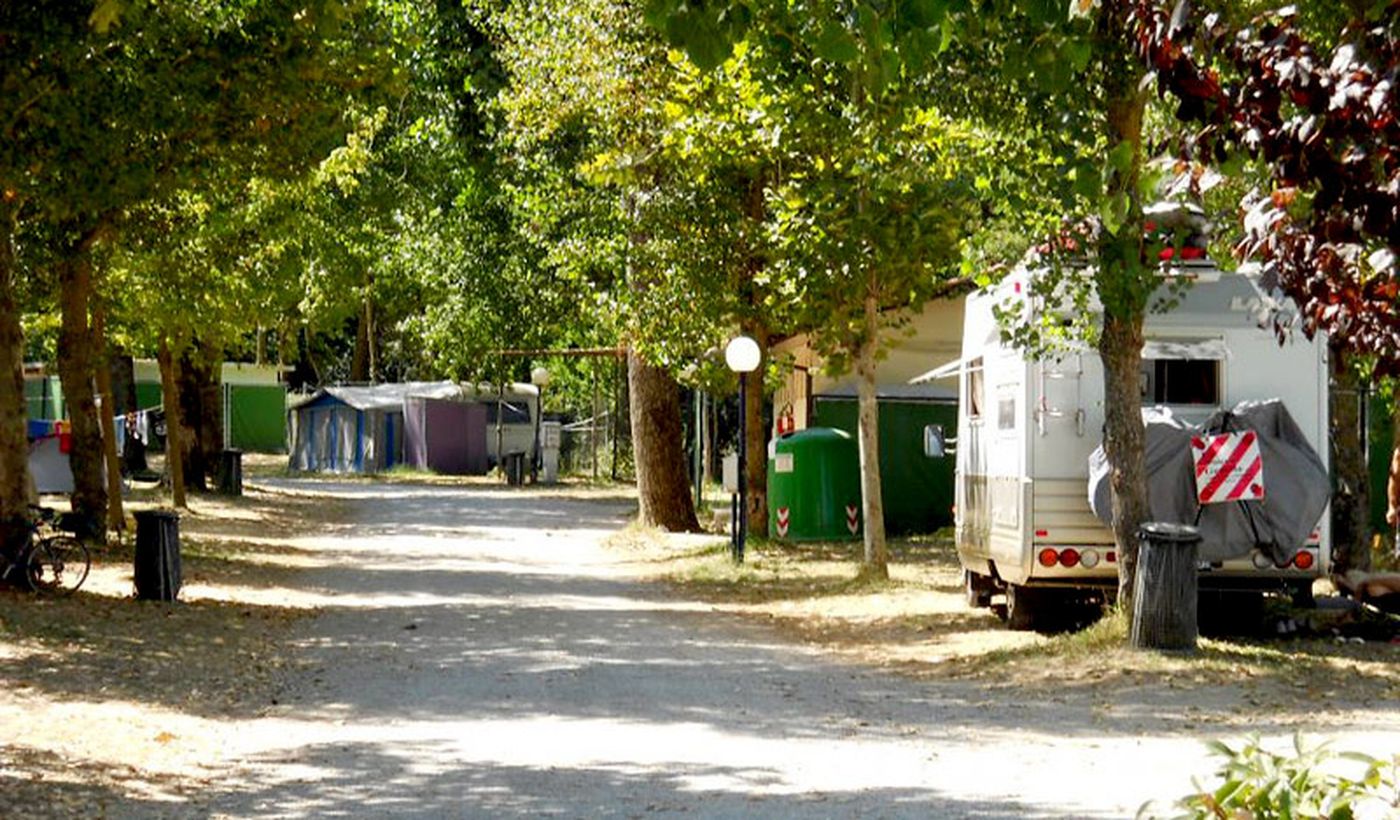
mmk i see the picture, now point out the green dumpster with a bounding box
[767,427,862,541]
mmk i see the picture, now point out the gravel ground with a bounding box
[3,479,1398,818]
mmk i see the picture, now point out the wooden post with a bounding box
[93,306,125,534]
[1130,522,1201,651]
[157,339,187,509]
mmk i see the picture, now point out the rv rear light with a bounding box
[1059,548,1080,568]
[1034,529,1049,538]
[1293,550,1315,571]
[1252,551,1273,570]
[1038,548,1059,568]
[1079,549,1100,568]
[1106,551,1116,563]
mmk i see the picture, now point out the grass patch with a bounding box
[620,525,1400,707]
[652,535,927,605]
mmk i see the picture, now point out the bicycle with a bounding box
[0,505,91,596]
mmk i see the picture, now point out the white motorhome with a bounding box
[920,261,1330,630]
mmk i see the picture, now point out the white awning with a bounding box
[1142,338,1228,361]
[909,358,965,384]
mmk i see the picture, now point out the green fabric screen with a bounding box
[226,384,288,452]
[812,398,956,535]
[135,383,163,412]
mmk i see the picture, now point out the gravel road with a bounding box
[191,481,1396,819]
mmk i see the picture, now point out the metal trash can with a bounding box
[133,509,182,602]
[503,452,526,486]
[1131,522,1202,651]
[217,449,243,496]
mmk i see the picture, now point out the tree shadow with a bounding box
[0,586,306,720]
[0,743,211,819]
[205,738,1083,819]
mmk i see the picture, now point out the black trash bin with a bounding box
[217,449,243,496]
[503,452,526,486]
[1131,522,1202,651]
[133,509,181,601]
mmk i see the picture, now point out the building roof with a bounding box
[289,381,538,412]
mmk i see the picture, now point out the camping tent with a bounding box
[289,381,539,474]
[403,397,489,475]
[27,420,74,493]
[288,382,461,473]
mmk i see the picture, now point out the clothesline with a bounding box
[26,406,165,454]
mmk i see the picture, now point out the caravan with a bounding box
[921,261,1330,630]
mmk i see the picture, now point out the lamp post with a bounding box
[530,366,551,483]
[725,335,761,562]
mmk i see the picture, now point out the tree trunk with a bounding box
[54,239,106,533]
[1101,312,1150,607]
[740,175,770,537]
[364,289,377,383]
[1329,340,1370,572]
[0,206,32,535]
[158,339,188,509]
[1097,10,1152,610]
[855,285,889,579]
[92,305,125,534]
[742,329,769,539]
[628,350,700,532]
[350,308,369,383]
[178,341,222,491]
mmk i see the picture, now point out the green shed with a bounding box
[767,427,862,541]
[133,360,288,453]
[813,387,956,536]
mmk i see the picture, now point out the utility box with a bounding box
[767,427,862,542]
[540,421,562,483]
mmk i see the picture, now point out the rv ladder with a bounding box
[1037,354,1086,437]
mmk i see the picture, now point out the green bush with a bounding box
[1143,735,1398,820]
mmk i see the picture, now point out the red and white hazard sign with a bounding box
[845,504,860,535]
[776,507,790,537]
[1191,430,1265,505]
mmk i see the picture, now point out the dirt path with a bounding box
[4,481,1398,817]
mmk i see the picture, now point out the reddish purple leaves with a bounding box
[1131,2,1400,373]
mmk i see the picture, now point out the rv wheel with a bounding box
[1004,584,1041,631]
[964,570,994,609]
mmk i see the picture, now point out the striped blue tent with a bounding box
[287,383,461,473]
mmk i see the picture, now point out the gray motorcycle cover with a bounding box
[1088,400,1329,564]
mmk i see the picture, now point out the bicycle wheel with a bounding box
[31,536,90,596]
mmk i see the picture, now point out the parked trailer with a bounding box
[917,262,1330,630]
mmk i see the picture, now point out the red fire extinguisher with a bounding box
[776,404,795,436]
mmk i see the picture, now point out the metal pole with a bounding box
[693,388,702,504]
[531,384,542,483]
[612,355,622,482]
[736,376,747,563]
[591,362,600,480]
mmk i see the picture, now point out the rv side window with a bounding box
[1139,359,1220,406]
[966,358,984,420]
[486,401,532,424]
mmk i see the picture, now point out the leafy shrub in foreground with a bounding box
[1142,735,1399,820]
